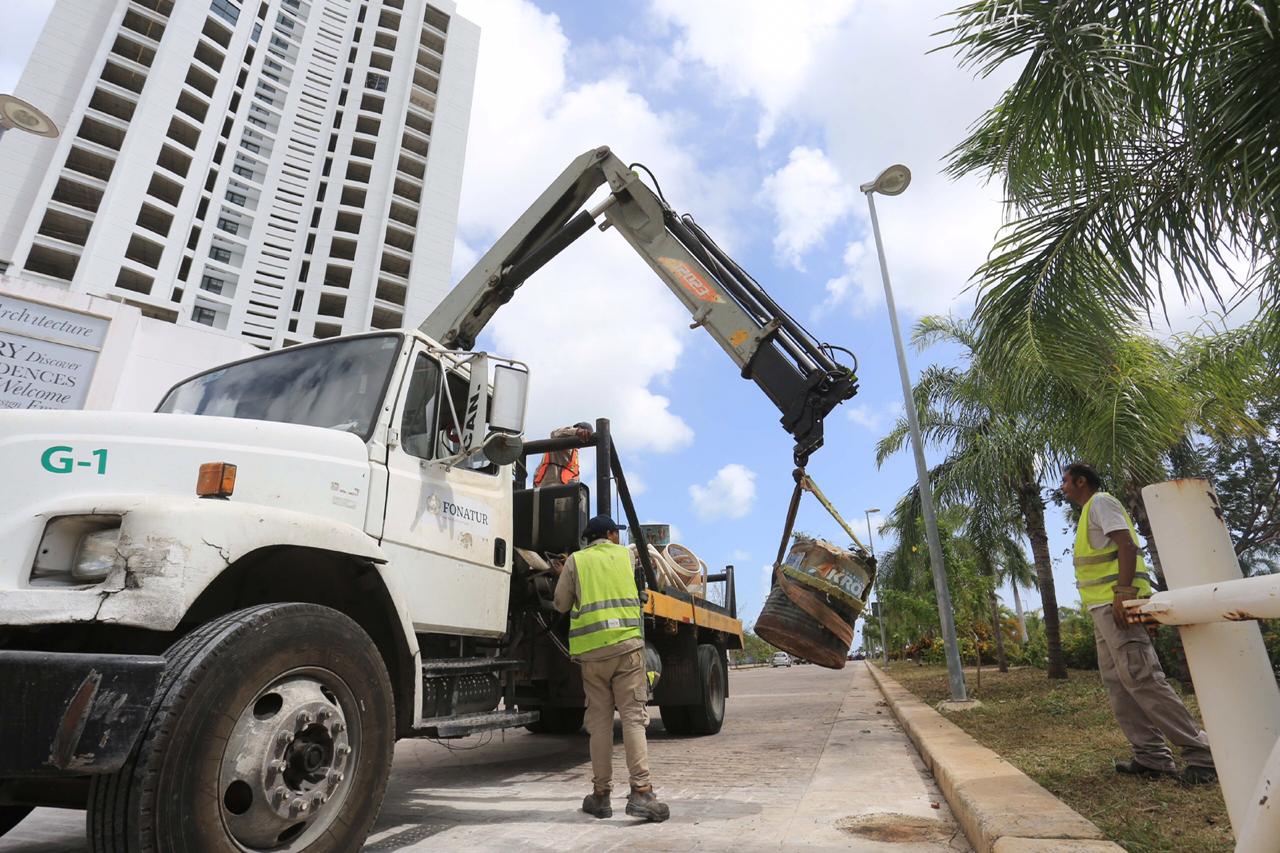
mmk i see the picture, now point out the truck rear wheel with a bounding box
[522,705,585,734]
[87,603,394,853]
[0,806,32,839]
[660,644,726,736]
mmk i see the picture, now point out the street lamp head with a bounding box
[859,164,911,196]
[0,94,59,138]
[865,507,881,514]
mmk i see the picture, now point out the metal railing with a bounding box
[1125,479,1280,853]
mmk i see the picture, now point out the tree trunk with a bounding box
[978,551,1008,673]
[989,587,1008,673]
[1011,582,1029,643]
[1018,478,1068,679]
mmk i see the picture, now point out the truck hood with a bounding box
[1,411,374,588]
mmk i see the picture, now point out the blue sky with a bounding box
[3,0,1120,641]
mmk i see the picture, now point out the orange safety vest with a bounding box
[534,448,579,486]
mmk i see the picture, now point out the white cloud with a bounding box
[730,548,752,563]
[845,400,903,431]
[760,146,854,269]
[452,0,723,454]
[651,0,1021,318]
[651,0,858,144]
[689,463,758,521]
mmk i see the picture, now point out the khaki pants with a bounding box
[1090,606,1214,771]
[580,647,650,791]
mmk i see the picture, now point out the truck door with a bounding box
[381,344,513,636]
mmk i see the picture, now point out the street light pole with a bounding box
[861,166,967,702]
[865,507,890,667]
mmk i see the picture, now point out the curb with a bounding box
[867,663,1123,853]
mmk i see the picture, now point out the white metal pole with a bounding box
[1142,480,1280,847]
[864,190,966,702]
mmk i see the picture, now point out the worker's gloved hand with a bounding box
[639,589,649,605]
[1112,585,1139,629]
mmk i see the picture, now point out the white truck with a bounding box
[0,147,858,852]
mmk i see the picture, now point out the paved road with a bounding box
[1,664,967,852]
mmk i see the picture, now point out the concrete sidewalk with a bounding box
[1,666,967,852]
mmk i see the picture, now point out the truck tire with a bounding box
[87,603,394,853]
[0,806,32,839]
[662,645,726,737]
[522,705,585,735]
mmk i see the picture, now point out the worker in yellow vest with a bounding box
[1061,463,1216,785]
[554,515,670,822]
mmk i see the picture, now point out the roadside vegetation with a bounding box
[863,0,1280,678]
[888,665,1232,853]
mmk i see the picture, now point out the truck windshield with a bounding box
[156,334,402,441]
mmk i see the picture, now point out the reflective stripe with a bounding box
[568,617,643,639]
[1073,550,1118,567]
[1077,572,1154,589]
[571,597,642,618]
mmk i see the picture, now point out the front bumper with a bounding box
[0,651,164,776]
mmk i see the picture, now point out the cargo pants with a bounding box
[580,647,650,791]
[1090,606,1214,771]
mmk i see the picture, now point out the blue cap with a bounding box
[582,515,627,541]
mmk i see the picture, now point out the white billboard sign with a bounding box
[0,293,109,411]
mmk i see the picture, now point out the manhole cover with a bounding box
[836,813,954,843]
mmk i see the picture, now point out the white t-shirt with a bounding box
[1086,492,1134,550]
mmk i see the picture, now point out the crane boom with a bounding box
[420,146,858,466]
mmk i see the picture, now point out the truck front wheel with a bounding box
[87,603,395,853]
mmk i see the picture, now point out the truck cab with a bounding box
[0,327,739,851]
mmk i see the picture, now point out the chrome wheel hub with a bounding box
[218,670,359,850]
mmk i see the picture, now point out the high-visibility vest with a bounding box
[1073,492,1154,607]
[569,541,643,656]
[534,448,579,486]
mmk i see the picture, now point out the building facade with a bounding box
[0,0,477,348]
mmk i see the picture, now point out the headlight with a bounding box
[73,527,122,581]
[31,515,122,586]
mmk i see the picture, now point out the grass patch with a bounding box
[886,665,1232,852]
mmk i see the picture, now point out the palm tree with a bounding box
[941,1,1280,367]
[877,316,1070,678]
[996,539,1036,643]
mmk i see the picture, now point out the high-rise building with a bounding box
[0,0,477,348]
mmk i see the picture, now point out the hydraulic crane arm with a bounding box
[420,146,858,466]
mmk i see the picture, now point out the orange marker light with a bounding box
[197,462,237,498]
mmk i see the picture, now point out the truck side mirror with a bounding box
[481,364,528,465]
[443,352,529,467]
[489,364,528,434]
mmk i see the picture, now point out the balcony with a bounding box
[87,87,137,122]
[36,208,93,247]
[76,116,127,151]
[50,176,104,214]
[370,304,403,329]
[23,242,81,282]
[64,145,116,182]
[100,60,147,95]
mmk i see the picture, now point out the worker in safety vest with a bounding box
[1061,462,1216,785]
[533,422,592,486]
[553,515,670,822]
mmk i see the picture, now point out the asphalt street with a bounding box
[1,664,967,852]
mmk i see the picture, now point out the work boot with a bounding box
[1114,759,1176,780]
[1180,765,1218,787]
[581,788,612,819]
[625,785,670,822]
